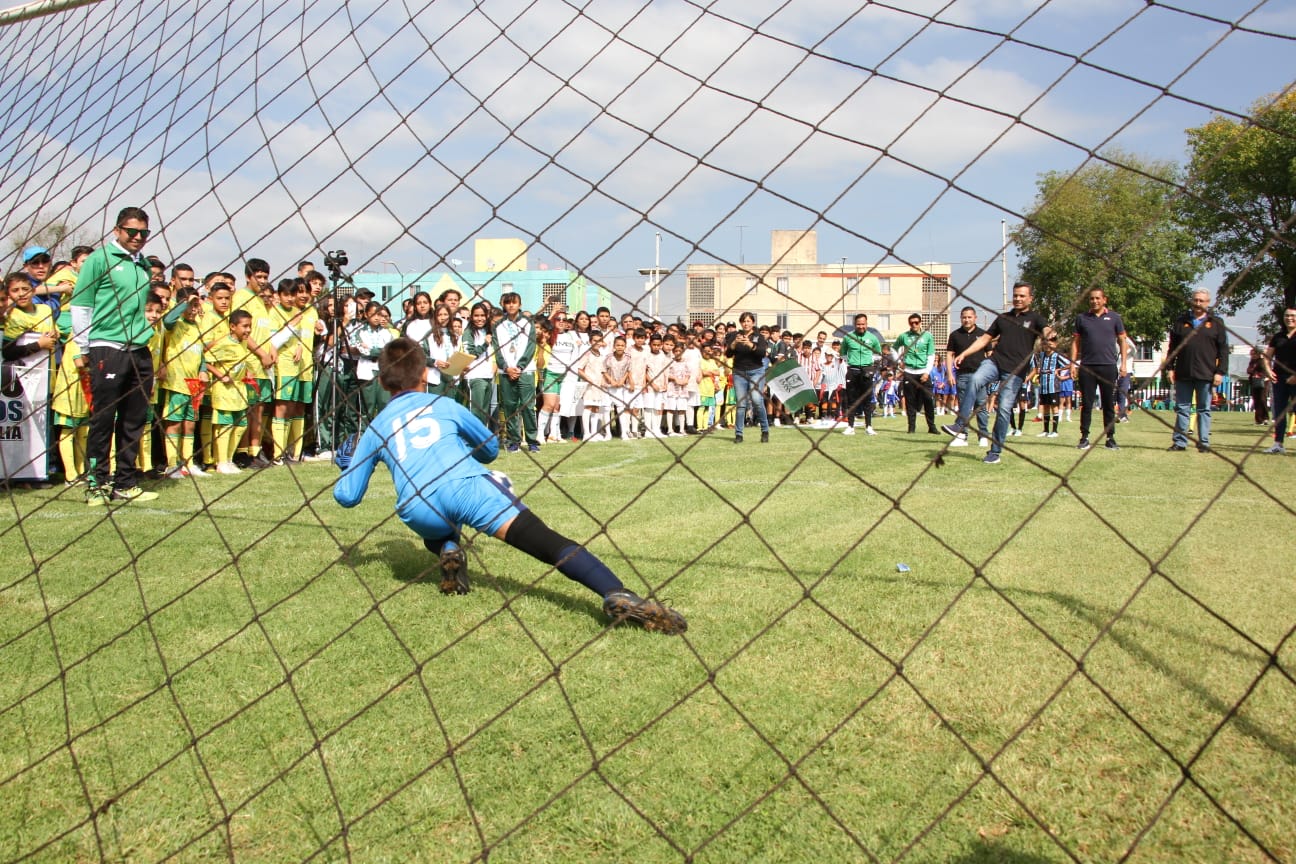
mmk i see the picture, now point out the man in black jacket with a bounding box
[1166,289,1228,452]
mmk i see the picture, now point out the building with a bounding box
[685,229,952,343]
[348,238,612,314]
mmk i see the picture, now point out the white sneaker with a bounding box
[979,437,990,448]
[312,450,333,462]
[949,435,968,447]
[166,466,189,479]
[1266,443,1286,454]
[865,426,876,435]
[841,426,855,436]
[216,462,242,475]
[1047,432,1058,438]
[187,462,209,477]
[1036,431,1050,437]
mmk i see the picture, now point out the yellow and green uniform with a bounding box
[205,335,252,464]
[159,312,207,469]
[134,322,165,472]
[232,288,274,405]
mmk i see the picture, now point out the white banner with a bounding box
[1,338,51,481]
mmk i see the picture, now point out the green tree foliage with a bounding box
[1182,91,1296,324]
[1012,152,1204,343]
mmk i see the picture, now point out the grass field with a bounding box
[1,409,1292,863]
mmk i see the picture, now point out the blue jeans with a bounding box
[955,371,990,438]
[955,359,1023,455]
[732,368,769,437]
[1173,378,1213,447]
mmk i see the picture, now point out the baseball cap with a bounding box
[22,246,50,263]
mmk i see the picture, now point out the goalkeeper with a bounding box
[333,337,686,634]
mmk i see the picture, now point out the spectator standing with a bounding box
[1070,287,1128,451]
[893,313,938,434]
[723,311,770,444]
[1262,307,1296,455]
[838,313,882,436]
[1166,289,1228,453]
[68,207,160,504]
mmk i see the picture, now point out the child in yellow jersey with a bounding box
[232,263,277,467]
[50,331,89,485]
[268,279,314,464]
[135,295,166,476]
[1,273,58,487]
[205,309,254,474]
[197,282,234,468]
[160,289,209,478]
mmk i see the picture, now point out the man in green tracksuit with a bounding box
[69,206,159,504]
[493,291,539,453]
[893,313,938,434]
[838,313,883,435]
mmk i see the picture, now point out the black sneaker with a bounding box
[602,591,687,634]
[1104,439,1120,451]
[760,431,769,443]
[1077,438,1091,451]
[1196,443,1210,453]
[438,546,469,595]
[1167,444,1187,452]
[250,454,272,469]
[233,452,252,469]
[734,434,743,444]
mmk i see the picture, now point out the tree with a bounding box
[3,210,98,263]
[1182,91,1296,326]
[1012,152,1205,343]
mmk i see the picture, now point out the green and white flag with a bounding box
[766,358,817,413]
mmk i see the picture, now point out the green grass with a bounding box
[1,410,1292,863]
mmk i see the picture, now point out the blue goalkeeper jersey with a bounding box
[334,390,498,520]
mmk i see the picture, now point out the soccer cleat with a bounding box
[1077,438,1091,451]
[438,546,469,595]
[982,452,1001,465]
[602,590,687,634]
[109,486,159,503]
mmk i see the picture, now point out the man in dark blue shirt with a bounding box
[1070,288,1128,451]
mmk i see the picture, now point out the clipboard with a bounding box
[439,350,476,378]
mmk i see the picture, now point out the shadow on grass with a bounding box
[950,840,1059,863]
[352,538,605,627]
[871,571,1296,767]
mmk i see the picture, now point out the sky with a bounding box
[0,0,1292,343]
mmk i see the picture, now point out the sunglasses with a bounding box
[118,227,151,240]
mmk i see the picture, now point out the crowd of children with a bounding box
[5,247,1244,491]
